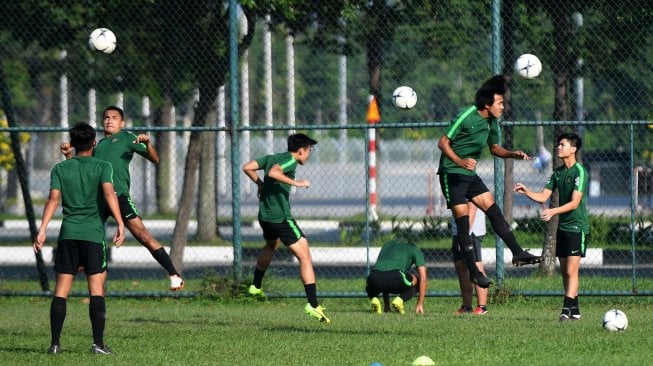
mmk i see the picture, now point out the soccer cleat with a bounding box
[512,250,543,266]
[391,296,405,315]
[473,306,488,315]
[304,303,331,323]
[90,343,112,355]
[559,308,571,322]
[470,270,492,289]
[454,306,472,315]
[47,345,62,354]
[570,307,581,320]
[248,284,266,298]
[170,275,184,291]
[370,297,382,314]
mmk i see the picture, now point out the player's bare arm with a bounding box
[489,143,530,160]
[268,164,310,188]
[438,135,476,170]
[514,183,553,204]
[416,265,428,314]
[542,190,584,222]
[33,189,61,253]
[102,182,125,246]
[60,142,73,159]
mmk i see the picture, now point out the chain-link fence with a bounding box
[1,1,652,297]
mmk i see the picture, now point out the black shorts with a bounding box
[451,235,484,262]
[54,239,108,275]
[259,219,305,246]
[556,230,588,258]
[439,173,490,208]
[366,270,414,297]
[117,193,141,221]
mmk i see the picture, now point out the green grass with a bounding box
[1,295,652,365]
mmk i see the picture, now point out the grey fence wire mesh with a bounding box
[0,1,652,297]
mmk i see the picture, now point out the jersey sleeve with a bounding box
[413,247,426,267]
[101,161,114,184]
[50,165,62,191]
[126,131,148,156]
[544,172,556,191]
[574,164,589,193]
[487,119,500,145]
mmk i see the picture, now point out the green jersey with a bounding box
[372,240,426,272]
[438,106,500,176]
[50,156,114,243]
[256,152,297,223]
[94,130,148,195]
[544,162,590,233]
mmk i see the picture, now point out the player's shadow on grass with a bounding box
[127,317,230,327]
[265,325,415,336]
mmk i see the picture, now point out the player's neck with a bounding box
[75,150,94,157]
[562,156,576,168]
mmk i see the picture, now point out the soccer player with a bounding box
[514,133,589,321]
[34,122,125,355]
[437,75,543,288]
[365,239,427,315]
[243,133,330,323]
[452,203,489,315]
[62,106,184,291]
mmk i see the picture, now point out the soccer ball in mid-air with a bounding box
[602,309,628,331]
[514,53,542,79]
[89,28,117,54]
[392,86,417,109]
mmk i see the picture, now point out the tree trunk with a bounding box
[156,97,177,214]
[197,103,217,241]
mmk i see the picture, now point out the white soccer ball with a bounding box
[89,28,117,54]
[514,53,542,79]
[602,309,628,331]
[392,86,417,110]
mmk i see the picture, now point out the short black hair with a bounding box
[557,132,582,151]
[70,122,96,152]
[103,105,124,120]
[287,133,318,152]
[475,75,506,109]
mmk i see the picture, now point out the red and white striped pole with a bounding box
[367,95,380,221]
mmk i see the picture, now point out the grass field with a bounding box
[1,293,651,365]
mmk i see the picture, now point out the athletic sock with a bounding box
[253,268,266,289]
[485,204,523,255]
[304,283,318,308]
[563,296,574,308]
[455,216,479,274]
[50,296,67,346]
[151,247,179,276]
[89,296,106,346]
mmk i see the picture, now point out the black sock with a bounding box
[563,296,574,308]
[89,296,106,346]
[485,204,523,255]
[50,296,67,346]
[151,247,179,276]
[304,283,318,308]
[573,296,579,308]
[455,216,478,274]
[253,268,266,289]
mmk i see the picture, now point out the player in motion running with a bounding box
[243,133,330,323]
[437,75,542,289]
[35,122,125,355]
[62,106,184,291]
[515,133,589,321]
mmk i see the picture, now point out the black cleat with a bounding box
[470,270,492,289]
[47,345,62,354]
[512,250,543,266]
[559,307,571,322]
[91,343,112,355]
[570,307,582,320]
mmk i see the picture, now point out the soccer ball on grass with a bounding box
[514,53,542,79]
[602,309,628,331]
[392,86,417,110]
[89,28,117,54]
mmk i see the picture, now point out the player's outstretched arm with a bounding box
[514,183,552,204]
[415,266,428,314]
[33,189,61,253]
[489,143,530,160]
